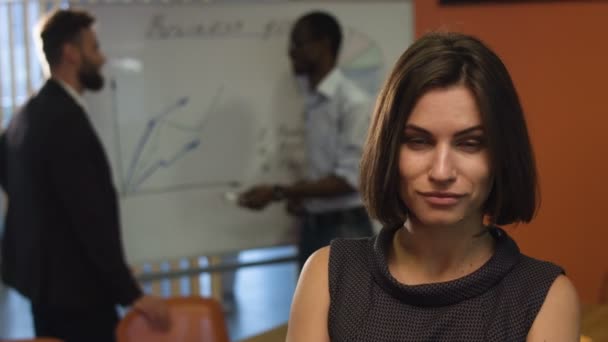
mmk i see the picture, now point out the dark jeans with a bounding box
[32,303,119,342]
[298,206,373,269]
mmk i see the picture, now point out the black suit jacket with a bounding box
[0,79,141,309]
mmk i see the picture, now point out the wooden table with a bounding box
[582,305,608,342]
[241,324,287,342]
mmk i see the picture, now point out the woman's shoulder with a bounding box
[496,251,571,323]
[527,274,581,341]
[329,236,376,268]
[301,246,331,282]
[517,253,564,273]
[302,235,376,278]
[330,235,374,252]
[514,253,565,285]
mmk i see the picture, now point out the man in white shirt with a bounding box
[238,11,374,268]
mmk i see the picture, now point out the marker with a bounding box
[224,191,239,203]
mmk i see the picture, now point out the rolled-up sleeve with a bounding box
[334,97,372,190]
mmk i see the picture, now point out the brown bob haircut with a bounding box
[360,32,538,227]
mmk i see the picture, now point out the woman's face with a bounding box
[398,85,492,228]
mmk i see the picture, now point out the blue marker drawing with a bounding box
[125,87,224,193]
[132,139,201,189]
[126,97,190,188]
[110,78,126,192]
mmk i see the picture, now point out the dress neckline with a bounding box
[369,224,521,307]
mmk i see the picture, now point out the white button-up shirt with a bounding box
[302,68,372,213]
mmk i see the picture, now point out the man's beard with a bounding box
[78,60,104,91]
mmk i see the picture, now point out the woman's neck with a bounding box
[388,216,495,285]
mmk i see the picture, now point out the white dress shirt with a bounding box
[301,68,372,213]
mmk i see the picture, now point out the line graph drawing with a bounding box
[121,86,224,194]
[106,26,384,198]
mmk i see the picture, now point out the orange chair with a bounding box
[116,296,230,342]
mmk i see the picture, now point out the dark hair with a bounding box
[360,32,538,227]
[40,9,95,67]
[298,11,342,58]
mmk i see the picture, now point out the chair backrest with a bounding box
[116,296,230,342]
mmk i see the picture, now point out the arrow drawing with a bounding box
[124,86,224,193]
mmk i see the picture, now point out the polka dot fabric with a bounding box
[328,225,563,341]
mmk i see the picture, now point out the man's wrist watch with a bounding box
[272,185,287,201]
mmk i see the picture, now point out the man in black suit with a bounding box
[0,9,169,341]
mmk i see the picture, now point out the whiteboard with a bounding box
[81,1,413,264]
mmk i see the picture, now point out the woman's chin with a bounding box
[410,213,465,228]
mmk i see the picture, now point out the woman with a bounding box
[286,32,580,341]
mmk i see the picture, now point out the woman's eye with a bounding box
[458,138,485,152]
[403,136,430,150]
